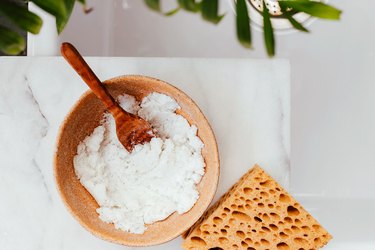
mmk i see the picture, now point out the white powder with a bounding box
[73,92,205,234]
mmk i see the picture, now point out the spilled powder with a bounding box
[73,92,205,234]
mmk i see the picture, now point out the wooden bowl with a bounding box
[54,75,220,246]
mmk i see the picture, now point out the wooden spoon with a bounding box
[60,42,154,152]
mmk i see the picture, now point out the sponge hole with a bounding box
[232,211,252,222]
[294,219,302,225]
[269,224,278,231]
[301,226,310,232]
[294,237,308,245]
[279,194,290,203]
[190,236,206,246]
[287,206,300,216]
[243,187,253,194]
[254,216,262,222]
[270,212,280,220]
[236,230,245,238]
[312,224,320,230]
[260,180,272,187]
[284,217,293,223]
[314,237,322,244]
[277,242,290,250]
[262,213,270,222]
[220,229,227,235]
[213,216,223,224]
[260,191,269,197]
[245,238,253,244]
[291,225,300,233]
[279,232,288,239]
[218,237,228,244]
[261,239,270,246]
[241,241,248,247]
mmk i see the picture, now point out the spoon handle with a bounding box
[61,42,121,114]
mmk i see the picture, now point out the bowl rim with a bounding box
[53,74,220,246]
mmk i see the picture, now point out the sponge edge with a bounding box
[182,165,332,250]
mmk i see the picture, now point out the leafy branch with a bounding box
[0,0,88,55]
[144,0,342,57]
[0,0,342,56]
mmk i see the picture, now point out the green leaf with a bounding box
[144,0,160,12]
[178,0,200,13]
[31,0,67,20]
[236,0,251,48]
[279,4,308,32]
[0,25,25,55]
[56,0,76,34]
[144,0,180,16]
[31,0,78,34]
[262,1,275,57]
[164,7,180,16]
[279,0,341,20]
[0,1,43,34]
[284,12,309,32]
[201,0,224,24]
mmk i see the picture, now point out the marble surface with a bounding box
[0,57,289,250]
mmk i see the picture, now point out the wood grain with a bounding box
[60,43,153,152]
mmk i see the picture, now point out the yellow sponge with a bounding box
[182,165,332,250]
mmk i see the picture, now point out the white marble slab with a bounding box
[0,57,289,250]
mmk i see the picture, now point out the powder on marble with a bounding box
[73,92,205,234]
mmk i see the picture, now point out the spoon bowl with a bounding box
[54,75,220,246]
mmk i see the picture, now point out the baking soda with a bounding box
[73,93,205,234]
